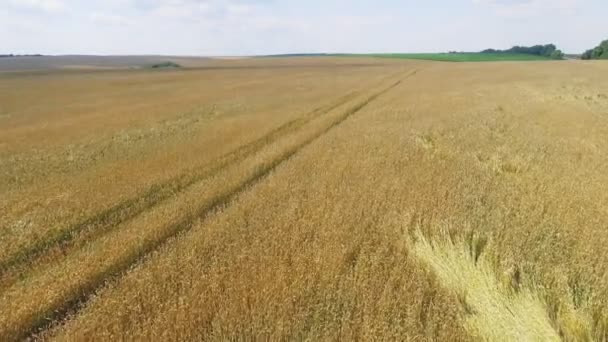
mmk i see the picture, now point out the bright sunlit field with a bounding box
[1,57,608,341]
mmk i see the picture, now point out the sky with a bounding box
[1,0,607,55]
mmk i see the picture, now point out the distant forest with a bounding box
[582,40,608,60]
[481,44,564,59]
[0,54,44,58]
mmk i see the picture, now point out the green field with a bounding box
[336,53,552,62]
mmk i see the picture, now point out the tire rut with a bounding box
[0,91,357,284]
[6,70,417,341]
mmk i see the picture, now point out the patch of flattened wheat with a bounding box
[409,229,560,341]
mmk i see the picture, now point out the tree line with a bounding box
[481,44,564,59]
[582,40,608,60]
[0,54,44,58]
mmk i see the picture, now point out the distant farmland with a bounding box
[365,52,552,61]
[1,57,608,341]
[339,52,552,62]
[264,52,553,62]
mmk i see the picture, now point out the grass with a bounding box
[2,57,608,341]
[337,52,552,62]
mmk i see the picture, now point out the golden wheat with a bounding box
[1,58,608,341]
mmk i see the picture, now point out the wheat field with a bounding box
[1,57,608,341]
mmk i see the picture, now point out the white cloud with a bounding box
[473,0,583,17]
[90,13,129,26]
[225,3,253,15]
[137,0,253,20]
[8,0,66,13]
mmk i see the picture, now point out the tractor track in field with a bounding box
[7,70,418,341]
[0,91,359,286]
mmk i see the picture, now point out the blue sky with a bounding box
[1,0,606,55]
